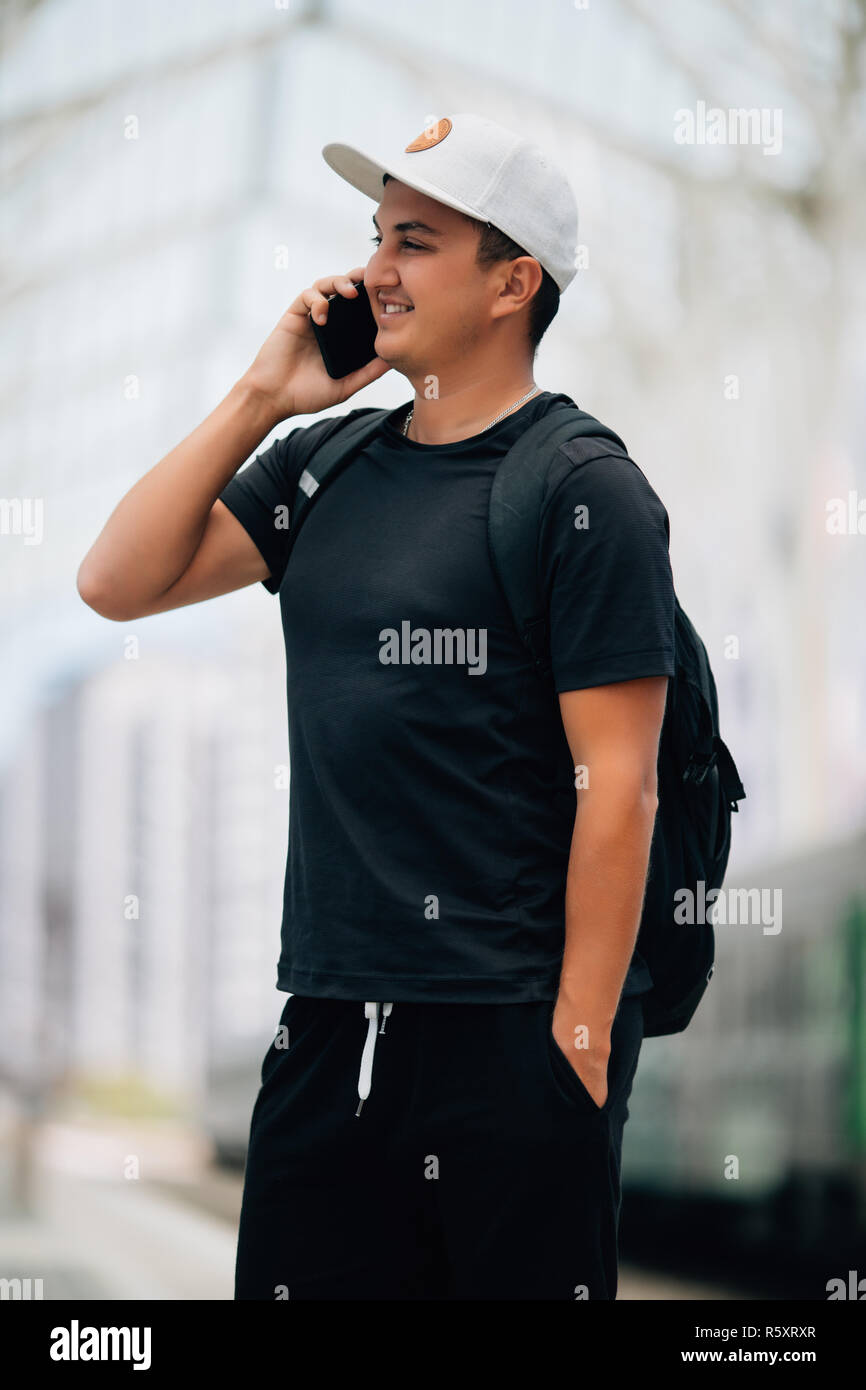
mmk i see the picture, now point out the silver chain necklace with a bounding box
[401,384,540,439]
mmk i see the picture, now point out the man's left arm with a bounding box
[552,674,669,1107]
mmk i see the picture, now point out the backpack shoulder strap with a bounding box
[287,407,392,557]
[487,405,628,681]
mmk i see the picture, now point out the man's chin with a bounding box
[373,339,413,373]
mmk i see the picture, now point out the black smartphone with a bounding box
[310,280,379,379]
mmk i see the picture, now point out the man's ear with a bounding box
[490,256,543,322]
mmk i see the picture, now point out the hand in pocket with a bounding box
[550,1001,612,1110]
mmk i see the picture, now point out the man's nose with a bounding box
[365,242,400,289]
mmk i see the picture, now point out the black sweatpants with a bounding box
[234,991,644,1300]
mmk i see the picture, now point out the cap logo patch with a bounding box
[405,117,452,152]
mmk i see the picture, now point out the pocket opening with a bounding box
[543,1002,610,1117]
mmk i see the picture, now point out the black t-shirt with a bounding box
[217,389,675,1003]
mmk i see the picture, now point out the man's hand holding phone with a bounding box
[240,268,391,427]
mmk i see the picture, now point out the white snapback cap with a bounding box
[321,113,579,295]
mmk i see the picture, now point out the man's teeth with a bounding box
[384,304,412,313]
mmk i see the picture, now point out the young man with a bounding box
[78,113,675,1300]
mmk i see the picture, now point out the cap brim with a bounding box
[321,141,487,223]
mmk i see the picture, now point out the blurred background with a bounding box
[1,0,865,1300]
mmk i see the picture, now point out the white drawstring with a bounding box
[355,1001,393,1116]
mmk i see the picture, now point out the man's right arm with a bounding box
[76,268,390,621]
[77,381,281,621]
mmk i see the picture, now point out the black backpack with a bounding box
[284,401,747,1037]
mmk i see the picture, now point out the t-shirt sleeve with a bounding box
[217,428,306,594]
[539,447,676,693]
[217,409,379,595]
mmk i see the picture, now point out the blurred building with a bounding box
[0,647,288,1107]
[0,0,864,1199]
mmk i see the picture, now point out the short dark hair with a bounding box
[471,220,560,357]
[380,174,559,356]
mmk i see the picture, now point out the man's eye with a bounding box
[369,235,424,250]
